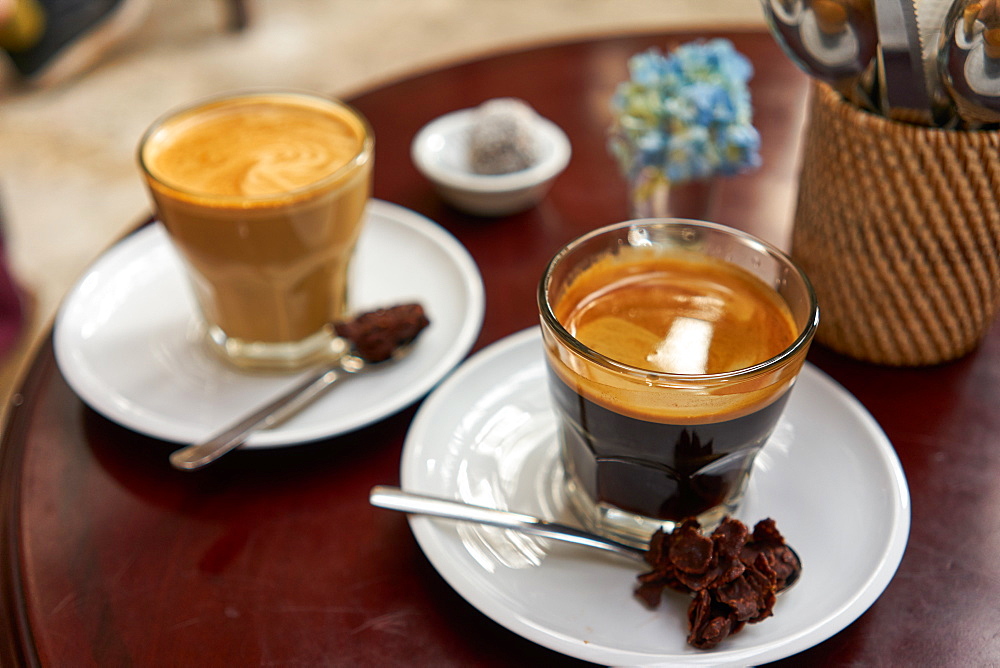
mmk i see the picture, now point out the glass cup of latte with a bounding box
[138,90,374,371]
[538,219,819,548]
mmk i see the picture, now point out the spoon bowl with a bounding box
[939,0,1000,126]
[760,0,879,109]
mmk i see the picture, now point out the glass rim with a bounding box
[136,88,374,206]
[538,218,820,384]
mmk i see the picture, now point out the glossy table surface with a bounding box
[3,30,1000,666]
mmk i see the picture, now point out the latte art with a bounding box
[142,96,367,199]
[239,139,354,196]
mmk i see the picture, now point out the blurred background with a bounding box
[0,0,765,403]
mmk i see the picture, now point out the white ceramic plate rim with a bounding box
[53,199,485,447]
[400,327,911,666]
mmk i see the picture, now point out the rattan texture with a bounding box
[792,81,1000,366]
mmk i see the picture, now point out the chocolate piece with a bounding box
[688,590,734,650]
[334,303,429,362]
[636,517,800,650]
[668,519,714,573]
[467,98,538,174]
[742,517,800,586]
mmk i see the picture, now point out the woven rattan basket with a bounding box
[792,81,1000,366]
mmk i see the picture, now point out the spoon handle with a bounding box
[169,364,345,471]
[874,0,933,122]
[368,485,645,560]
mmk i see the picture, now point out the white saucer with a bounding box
[400,328,910,666]
[54,200,485,447]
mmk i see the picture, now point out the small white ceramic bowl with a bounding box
[411,106,571,216]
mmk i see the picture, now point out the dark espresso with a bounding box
[550,370,790,520]
[547,249,799,523]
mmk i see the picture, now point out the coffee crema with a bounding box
[556,251,796,375]
[549,249,798,424]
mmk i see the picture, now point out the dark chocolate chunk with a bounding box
[635,516,800,650]
[334,303,429,362]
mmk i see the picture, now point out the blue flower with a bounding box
[609,39,761,184]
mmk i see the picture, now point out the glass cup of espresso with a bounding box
[538,219,819,548]
[138,90,374,371]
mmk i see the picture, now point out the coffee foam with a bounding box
[142,95,367,200]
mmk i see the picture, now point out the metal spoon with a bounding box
[939,0,1000,126]
[169,342,415,471]
[760,0,880,110]
[874,0,935,123]
[370,484,644,560]
[369,485,802,592]
[915,0,956,122]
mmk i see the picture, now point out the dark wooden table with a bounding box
[3,30,999,666]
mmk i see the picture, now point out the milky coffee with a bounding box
[139,91,373,369]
